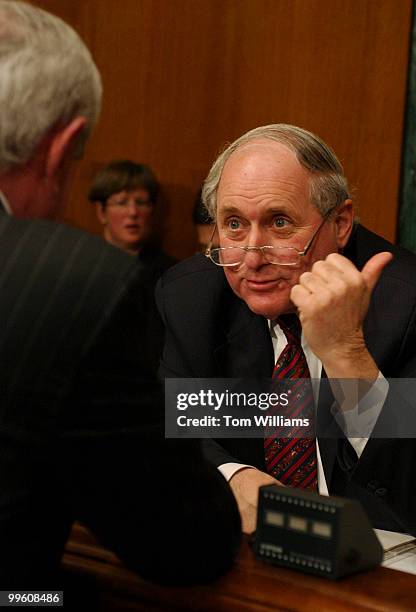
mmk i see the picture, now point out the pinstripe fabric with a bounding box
[0,215,242,588]
[264,314,318,490]
[0,216,137,421]
[0,216,141,584]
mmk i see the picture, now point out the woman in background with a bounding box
[89,160,176,369]
[89,159,174,266]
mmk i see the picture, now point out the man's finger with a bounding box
[361,251,393,293]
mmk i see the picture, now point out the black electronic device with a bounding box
[254,485,383,579]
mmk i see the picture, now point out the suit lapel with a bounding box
[212,296,273,471]
[214,296,273,378]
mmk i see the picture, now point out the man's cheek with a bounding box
[223,269,243,297]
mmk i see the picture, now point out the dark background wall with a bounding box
[35,0,413,259]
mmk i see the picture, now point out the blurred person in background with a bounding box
[89,159,175,268]
[89,160,176,368]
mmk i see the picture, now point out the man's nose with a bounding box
[243,229,268,269]
[243,247,266,269]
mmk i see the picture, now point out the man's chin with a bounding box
[244,296,293,320]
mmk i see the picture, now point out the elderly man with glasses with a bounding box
[157,124,416,536]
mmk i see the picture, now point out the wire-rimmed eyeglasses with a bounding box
[205,212,332,268]
[106,196,153,210]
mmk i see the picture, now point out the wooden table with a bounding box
[62,523,416,611]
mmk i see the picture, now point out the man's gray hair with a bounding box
[202,124,350,219]
[0,0,102,172]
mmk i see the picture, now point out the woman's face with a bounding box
[96,188,154,253]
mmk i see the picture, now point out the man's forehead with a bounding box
[225,138,297,165]
[218,139,307,188]
[217,139,311,208]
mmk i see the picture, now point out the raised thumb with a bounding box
[361,251,393,293]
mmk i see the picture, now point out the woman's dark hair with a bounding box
[88,160,159,205]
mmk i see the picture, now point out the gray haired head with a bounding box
[0,0,102,172]
[202,124,350,219]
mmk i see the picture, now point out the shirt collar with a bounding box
[0,190,12,215]
[269,316,306,346]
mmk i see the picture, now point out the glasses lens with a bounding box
[262,246,300,265]
[109,199,151,208]
[210,247,243,266]
[209,246,301,266]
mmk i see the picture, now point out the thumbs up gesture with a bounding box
[290,251,393,379]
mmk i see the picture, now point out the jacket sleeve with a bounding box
[63,270,242,585]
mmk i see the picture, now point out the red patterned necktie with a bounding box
[264,314,318,490]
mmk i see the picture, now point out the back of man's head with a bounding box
[0,0,102,174]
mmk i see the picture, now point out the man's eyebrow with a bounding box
[264,206,291,214]
[220,204,293,216]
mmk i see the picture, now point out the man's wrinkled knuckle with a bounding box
[326,252,341,264]
[311,260,327,274]
[299,271,313,284]
[348,274,364,292]
[290,285,301,299]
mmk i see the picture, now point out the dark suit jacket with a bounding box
[156,225,416,534]
[0,213,240,588]
[137,241,177,372]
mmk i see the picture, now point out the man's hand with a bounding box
[290,251,393,379]
[229,467,282,534]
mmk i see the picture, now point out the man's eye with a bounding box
[273,216,289,228]
[227,218,241,230]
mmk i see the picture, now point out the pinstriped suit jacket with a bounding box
[0,211,240,588]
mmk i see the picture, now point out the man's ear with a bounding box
[95,202,107,225]
[335,199,354,249]
[45,116,87,178]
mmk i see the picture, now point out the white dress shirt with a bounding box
[219,319,388,495]
[0,190,12,214]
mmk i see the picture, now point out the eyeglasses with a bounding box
[106,197,153,210]
[205,212,331,268]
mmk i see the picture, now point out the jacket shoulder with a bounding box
[159,253,226,290]
[0,216,136,286]
[347,225,416,288]
[0,218,140,393]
